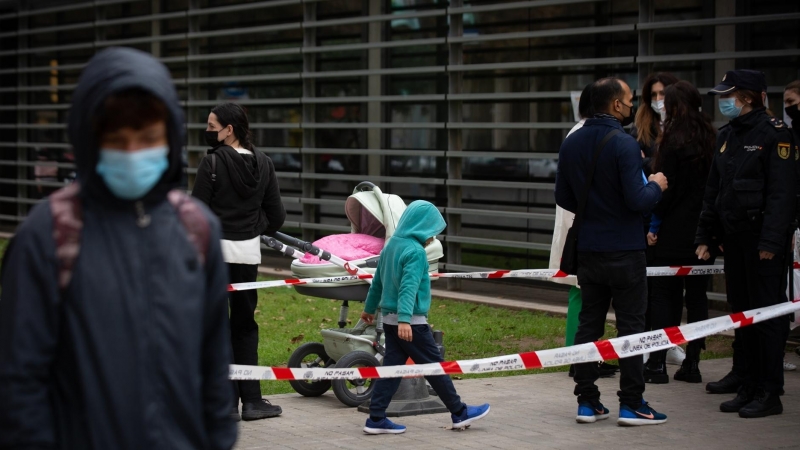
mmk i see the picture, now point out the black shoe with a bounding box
[241,399,282,421]
[231,407,241,422]
[674,359,702,383]
[598,362,618,378]
[600,362,620,372]
[706,370,743,394]
[643,360,669,384]
[720,387,754,413]
[738,390,783,418]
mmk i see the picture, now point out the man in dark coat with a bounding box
[555,77,668,426]
[0,47,237,450]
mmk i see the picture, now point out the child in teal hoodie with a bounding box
[360,200,490,434]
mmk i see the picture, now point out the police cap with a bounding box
[709,69,767,95]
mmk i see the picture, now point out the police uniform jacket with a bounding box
[695,107,797,255]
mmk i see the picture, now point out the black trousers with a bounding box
[647,257,711,362]
[228,263,262,404]
[574,251,647,409]
[723,232,790,395]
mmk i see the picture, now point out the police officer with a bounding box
[704,70,771,396]
[696,69,796,419]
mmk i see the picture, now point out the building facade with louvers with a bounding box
[0,0,798,278]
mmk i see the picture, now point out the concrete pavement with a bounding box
[233,356,800,450]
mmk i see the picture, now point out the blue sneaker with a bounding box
[576,401,610,424]
[617,400,667,426]
[363,417,406,434]
[451,403,490,430]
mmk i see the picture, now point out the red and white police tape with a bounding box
[228,264,737,292]
[229,297,800,381]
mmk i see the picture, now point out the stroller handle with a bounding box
[268,231,332,261]
[353,181,376,193]
[261,235,299,257]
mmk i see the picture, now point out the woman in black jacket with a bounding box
[192,103,286,421]
[643,81,716,384]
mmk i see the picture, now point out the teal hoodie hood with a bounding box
[363,200,445,323]
[392,200,446,244]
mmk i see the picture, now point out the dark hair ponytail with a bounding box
[211,102,255,151]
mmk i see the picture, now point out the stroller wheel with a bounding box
[331,351,380,407]
[288,342,334,397]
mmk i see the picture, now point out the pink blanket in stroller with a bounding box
[299,233,385,265]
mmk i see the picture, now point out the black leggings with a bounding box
[228,263,261,404]
[647,258,711,362]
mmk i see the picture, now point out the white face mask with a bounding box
[651,99,666,122]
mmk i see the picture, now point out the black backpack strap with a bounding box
[572,129,622,232]
[211,153,216,183]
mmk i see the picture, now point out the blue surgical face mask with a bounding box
[719,98,743,120]
[96,146,169,200]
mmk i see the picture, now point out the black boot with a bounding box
[738,390,783,418]
[230,406,241,422]
[241,399,282,421]
[706,370,743,394]
[720,386,754,413]
[643,354,669,384]
[674,344,701,383]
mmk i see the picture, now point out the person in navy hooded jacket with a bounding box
[0,48,236,450]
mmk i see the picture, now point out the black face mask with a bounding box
[204,130,224,148]
[786,104,800,124]
[620,103,636,127]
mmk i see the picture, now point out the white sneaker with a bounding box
[666,346,686,366]
[784,360,797,371]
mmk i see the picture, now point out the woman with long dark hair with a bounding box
[632,72,680,174]
[643,81,716,384]
[192,102,286,421]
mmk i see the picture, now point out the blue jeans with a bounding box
[369,324,464,418]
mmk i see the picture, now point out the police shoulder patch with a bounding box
[769,117,786,129]
[778,142,790,160]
